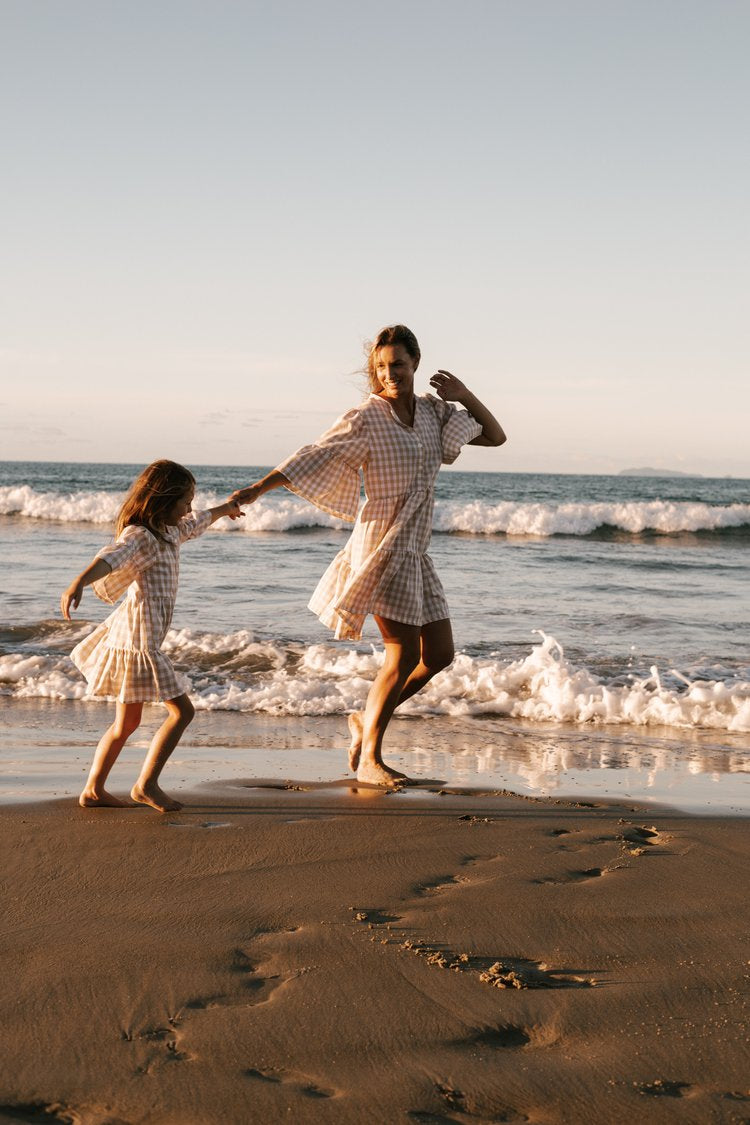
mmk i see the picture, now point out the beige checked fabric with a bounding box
[70,510,212,703]
[278,392,482,640]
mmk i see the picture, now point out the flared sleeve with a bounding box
[431,397,483,464]
[91,525,161,605]
[176,509,213,543]
[276,408,367,521]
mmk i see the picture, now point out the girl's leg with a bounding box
[131,694,194,813]
[349,619,454,773]
[355,616,422,786]
[79,701,144,808]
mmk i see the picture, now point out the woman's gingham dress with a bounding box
[70,511,212,703]
[278,393,482,641]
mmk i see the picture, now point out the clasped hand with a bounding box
[231,483,264,506]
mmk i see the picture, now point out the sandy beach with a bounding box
[2,776,748,1125]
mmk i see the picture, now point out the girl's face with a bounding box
[374,344,418,400]
[164,486,195,526]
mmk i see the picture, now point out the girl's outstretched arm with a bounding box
[206,497,244,524]
[429,370,507,447]
[61,558,113,620]
[231,470,290,506]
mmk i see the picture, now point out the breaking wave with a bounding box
[2,485,749,539]
[2,626,749,733]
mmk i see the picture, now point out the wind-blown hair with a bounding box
[116,460,195,541]
[365,324,421,393]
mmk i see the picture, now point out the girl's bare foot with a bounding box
[131,782,183,813]
[347,712,364,771]
[79,789,129,808]
[356,760,410,787]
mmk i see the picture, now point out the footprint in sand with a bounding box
[0,1104,78,1124]
[457,1021,561,1051]
[478,957,597,990]
[244,1067,337,1099]
[619,823,667,855]
[122,1019,194,1072]
[396,939,599,989]
[350,907,401,925]
[463,1024,531,1049]
[414,874,468,897]
[534,866,604,886]
[637,1079,692,1098]
[409,1082,529,1122]
[181,945,286,1013]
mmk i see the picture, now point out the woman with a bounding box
[233,325,506,786]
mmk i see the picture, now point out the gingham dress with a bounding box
[278,392,482,640]
[70,511,212,703]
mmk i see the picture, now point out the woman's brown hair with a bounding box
[116,460,195,541]
[365,324,421,393]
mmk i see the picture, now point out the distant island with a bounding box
[619,467,703,478]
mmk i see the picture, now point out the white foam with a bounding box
[2,486,749,537]
[3,629,749,733]
[432,499,750,536]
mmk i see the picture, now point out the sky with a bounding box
[1,0,748,475]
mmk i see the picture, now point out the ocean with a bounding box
[1,461,749,811]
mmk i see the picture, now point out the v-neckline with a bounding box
[371,392,418,430]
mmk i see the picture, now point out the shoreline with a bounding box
[2,697,748,816]
[2,787,748,1123]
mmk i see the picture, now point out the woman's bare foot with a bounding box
[356,760,410,787]
[79,789,129,808]
[131,782,183,813]
[347,712,364,771]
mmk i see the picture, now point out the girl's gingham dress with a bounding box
[277,393,482,641]
[70,511,212,703]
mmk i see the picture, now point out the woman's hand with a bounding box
[61,580,84,620]
[231,483,264,505]
[429,370,470,404]
[431,370,507,447]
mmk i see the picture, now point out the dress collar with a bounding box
[369,392,420,430]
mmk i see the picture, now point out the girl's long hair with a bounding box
[116,460,195,541]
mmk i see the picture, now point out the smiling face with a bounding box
[164,485,195,526]
[373,343,418,401]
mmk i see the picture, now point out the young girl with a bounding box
[61,460,241,813]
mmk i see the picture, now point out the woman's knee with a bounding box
[424,643,454,675]
[168,695,195,726]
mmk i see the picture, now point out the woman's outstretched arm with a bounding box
[430,370,507,447]
[231,469,291,506]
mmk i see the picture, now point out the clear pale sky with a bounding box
[1,0,748,474]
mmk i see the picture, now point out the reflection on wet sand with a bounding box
[1,700,748,813]
[404,719,749,811]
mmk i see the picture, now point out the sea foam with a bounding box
[2,485,749,537]
[3,628,749,733]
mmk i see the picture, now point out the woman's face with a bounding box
[373,344,418,400]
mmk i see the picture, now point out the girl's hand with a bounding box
[61,581,84,620]
[429,370,469,403]
[231,483,264,505]
[223,498,243,521]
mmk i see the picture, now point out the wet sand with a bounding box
[1,782,749,1124]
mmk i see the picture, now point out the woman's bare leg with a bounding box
[131,694,194,813]
[356,616,422,786]
[79,701,143,807]
[349,619,455,773]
